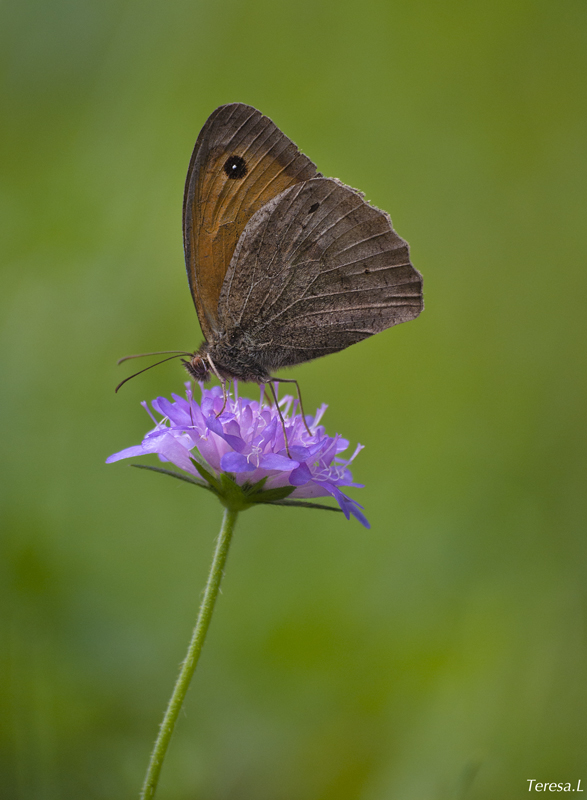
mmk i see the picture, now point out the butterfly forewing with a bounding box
[183,103,319,340]
[218,177,423,370]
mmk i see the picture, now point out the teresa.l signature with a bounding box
[528,780,583,792]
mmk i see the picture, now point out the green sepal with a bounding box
[242,476,268,494]
[192,461,223,494]
[249,486,296,504]
[130,463,341,515]
[131,464,215,493]
[234,476,296,504]
[269,499,342,512]
[218,472,252,511]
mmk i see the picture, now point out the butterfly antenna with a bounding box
[117,350,192,365]
[115,354,188,393]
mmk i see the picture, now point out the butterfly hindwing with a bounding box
[217,177,423,370]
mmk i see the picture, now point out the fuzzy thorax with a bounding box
[184,338,272,385]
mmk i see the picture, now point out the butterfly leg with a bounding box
[270,377,313,437]
[215,380,229,417]
[268,381,292,459]
[206,353,229,418]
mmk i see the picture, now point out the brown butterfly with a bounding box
[119,104,423,434]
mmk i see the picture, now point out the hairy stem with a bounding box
[140,507,239,799]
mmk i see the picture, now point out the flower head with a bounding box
[107,384,369,527]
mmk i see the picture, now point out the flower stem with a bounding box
[140,507,239,799]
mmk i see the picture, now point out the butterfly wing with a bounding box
[183,103,319,340]
[218,177,423,370]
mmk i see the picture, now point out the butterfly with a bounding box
[119,104,423,436]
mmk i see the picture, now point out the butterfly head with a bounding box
[183,354,210,383]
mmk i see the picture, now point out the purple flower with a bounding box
[107,384,369,527]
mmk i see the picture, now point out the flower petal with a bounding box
[106,444,151,463]
[289,462,313,486]
[206,415,246,453]
[259,453,298,471]
[221,451,255,473]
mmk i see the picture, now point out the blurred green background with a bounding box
[1,0,586,797]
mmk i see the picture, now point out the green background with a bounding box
[2,1,586,797]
